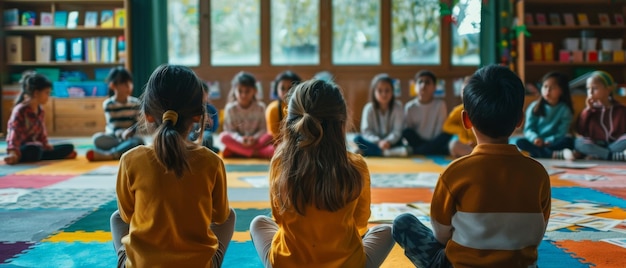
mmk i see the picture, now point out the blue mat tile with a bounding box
[0,210,89,242]
[225,164,269,172]
[4,242,116,268]
[426,155,453,166]
[552,187,626,208]
[223,241,263,268]
[234,208,271,232]
[537,240,588,268]
[228,188,269,202]
[0,164,43,176]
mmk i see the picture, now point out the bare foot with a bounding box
[3,154,18,165]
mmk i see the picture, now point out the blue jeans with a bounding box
[516,136,574,158]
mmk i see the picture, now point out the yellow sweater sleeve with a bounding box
[442,104,476,145]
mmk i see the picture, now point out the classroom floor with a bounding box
[1,137,626,267]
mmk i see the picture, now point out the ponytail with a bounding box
[153,111,189,178]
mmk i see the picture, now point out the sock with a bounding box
[66,150,77,159]
[552,150,564,159]
[612,151,626,161]
[86,149,115,162]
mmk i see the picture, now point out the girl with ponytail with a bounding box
[4,71,75,164]
[110,64,235,267]
[249,79,394,268]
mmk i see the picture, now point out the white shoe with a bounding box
[563,148,575,161]
[383,146,408,157]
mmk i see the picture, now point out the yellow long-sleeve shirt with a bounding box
[442,104,476,145]
[117,145,230,268]
[268,152,371,268]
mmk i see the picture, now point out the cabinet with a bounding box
[515,0,626,87]
[0,0,131,136]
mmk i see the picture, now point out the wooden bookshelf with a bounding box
[516,0,626,86]
[0,0,131,135]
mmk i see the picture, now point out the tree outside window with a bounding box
[211,1,261,66]
[332,0,380,65]
[271,0,319,65]
[391,0,440,65]
[167,0,199,66]
[451,0,481,66]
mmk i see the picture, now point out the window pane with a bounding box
[167,0,199,66]
[451,0,481,66]
[391,0,440,65]
[332,0,380,65]
[211,1,261,66]
[271,0,319,65]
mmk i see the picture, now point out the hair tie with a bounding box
[593,71,615,87]
[162,110,178,125]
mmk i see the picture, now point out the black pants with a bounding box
[20,144,75,162]
[402,129,451,155]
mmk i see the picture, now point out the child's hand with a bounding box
[3,151,19,165]
[533,138,544,147]
[378,140,391,150]
[586,96,602,109]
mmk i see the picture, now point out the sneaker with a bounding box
[383,146,408,157]
[563,149,575,161]
[65,150,77,159]
[86,149,114,162]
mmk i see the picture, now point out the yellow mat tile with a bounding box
[380,243,414,268]
[227,172,268,188]
[232,231,251,242]
[43,231,111,242]
[231,201,270,209]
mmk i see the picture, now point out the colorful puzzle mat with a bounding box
[1,139,626,267]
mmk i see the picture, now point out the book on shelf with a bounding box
[535,13,547,26]
[100,10,114,28]
[563,13,576,26]
[615,14,625,26]
[3,8,19,26]
[21,11,36,26]
[35,35,52,63]
[54,11,68,27]
[114,8,126,28]
[67,11,79,28]
[40,12,53,26]
[84,11,98,28]
[598,13,611,26]
[524,13,534,25]
[70,38,83,62]
[577,13,589,26]
[549,13,561,26]
[54,38,68,62]
[6,36,33,63]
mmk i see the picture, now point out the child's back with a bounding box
[111,64,234,267]
[393,65,550,268]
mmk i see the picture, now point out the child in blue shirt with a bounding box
[189,82,220,153]
[516,72,575,159]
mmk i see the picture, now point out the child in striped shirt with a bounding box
[86,67,143,161]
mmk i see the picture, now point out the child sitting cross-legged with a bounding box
[393,65,551,268]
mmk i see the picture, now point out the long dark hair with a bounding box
[15,71,52,105]
[533,72,574,117]
[141,64,205,178]
[271,79,362,215]
[370,73,396,110]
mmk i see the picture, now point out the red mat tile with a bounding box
[371,188,433,204]
[554,240,626,268]
[594,187,626,200]
[0,175,75,189]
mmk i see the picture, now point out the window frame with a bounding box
[192,0,478,128]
